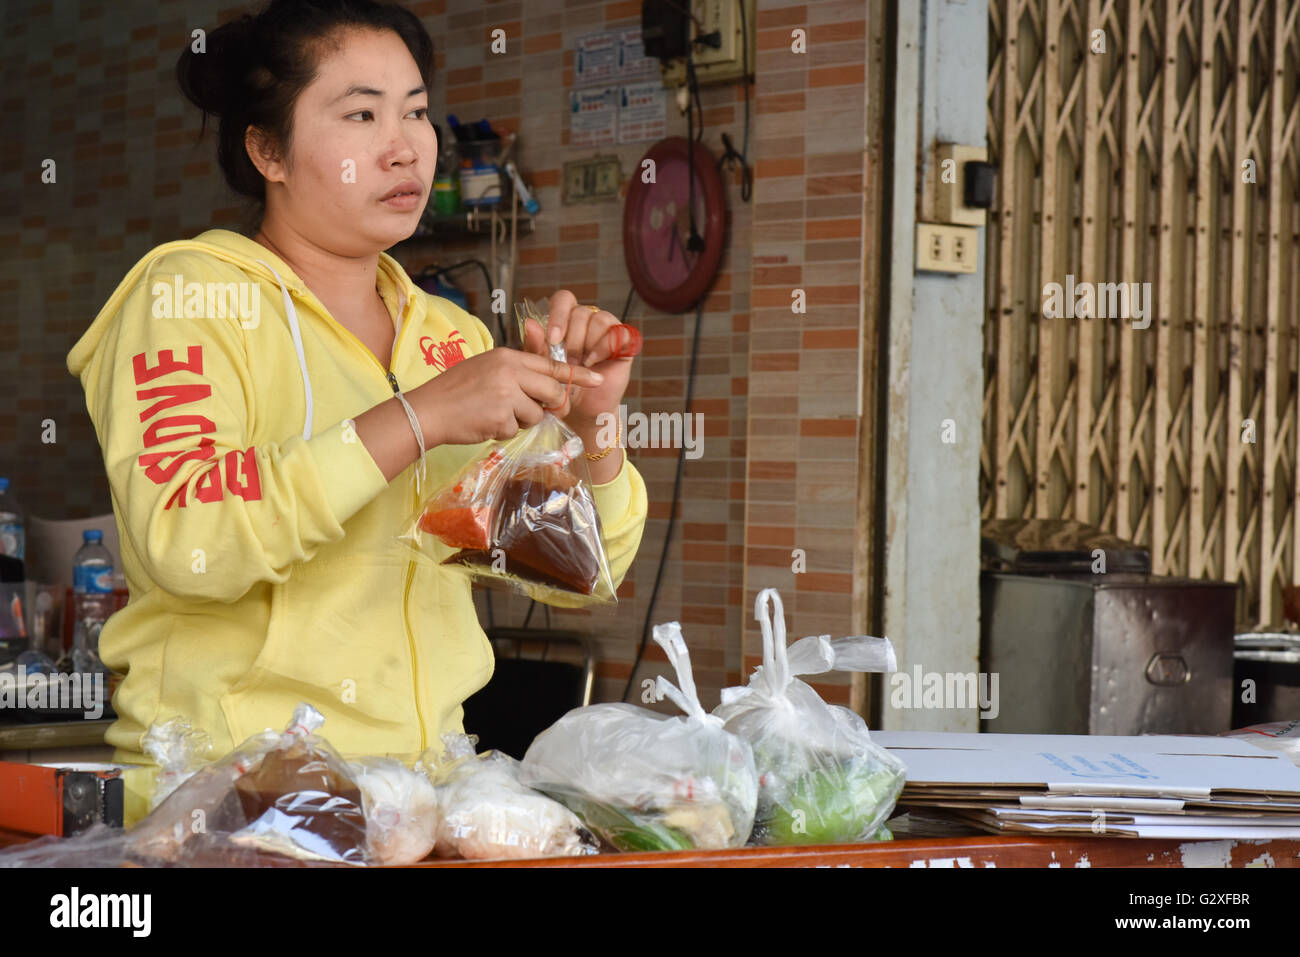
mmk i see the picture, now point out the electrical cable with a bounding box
[717,0,753,203]
[684,55,704,252]
[420,258,508,344]
[620,296,705,703]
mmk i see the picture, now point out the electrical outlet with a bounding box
[916,222,978,274]
[662,0,756,87]
[691,0,738,68]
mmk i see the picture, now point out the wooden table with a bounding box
[2,825,1295,867]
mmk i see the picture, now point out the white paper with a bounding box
[619,28,659,81]
[618,82,668,144]
[575,31,620,88]
[569,88,618,148]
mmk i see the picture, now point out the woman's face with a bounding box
[258,27,437,256]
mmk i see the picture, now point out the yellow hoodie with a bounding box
[67,228,647,824]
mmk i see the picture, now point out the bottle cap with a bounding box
[0,478,9,492]
[83,529,103,543]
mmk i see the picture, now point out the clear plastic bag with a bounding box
[141,716,213,811]
[1223,720,1300,766]
[349,757,440,865]
[713,588,907,846]
[424,733,596,860]
[400,297,617,604]
[520,623,758,852]
[127,703,369,866]
[403,413,616,603]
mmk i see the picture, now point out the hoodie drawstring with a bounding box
[255,259,314,441]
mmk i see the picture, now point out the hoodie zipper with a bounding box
[314,289,430,754]
[385,366,430,754]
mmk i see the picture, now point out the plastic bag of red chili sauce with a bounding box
[399,299,619,604]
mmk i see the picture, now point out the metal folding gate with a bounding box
[983,0,1300,624]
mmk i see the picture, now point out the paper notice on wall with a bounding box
[569,87,618,148]
[618,28,659,82]
[618,83,668,144]
[575,31,620,87]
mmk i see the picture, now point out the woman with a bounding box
[66,0,647,825]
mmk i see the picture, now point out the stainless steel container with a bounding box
[979,520,1238,735]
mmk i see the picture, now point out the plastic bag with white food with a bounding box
[141,716,213,811]
[713,588,907,846]
[349,757,440,865]
[428,734,595,860]
[520,623,758,852]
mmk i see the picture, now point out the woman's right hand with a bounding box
[410,348,604,448]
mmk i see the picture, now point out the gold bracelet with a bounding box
[585,421,622,461]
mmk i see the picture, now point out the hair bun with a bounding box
[176,14,258,118]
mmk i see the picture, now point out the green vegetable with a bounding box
[551,794,696,853]
[759,759,904,846]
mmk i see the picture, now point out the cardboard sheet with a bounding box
[874,730,1300,798]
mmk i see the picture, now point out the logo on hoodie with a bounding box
[132,346,263,508]
[419,331,468,371]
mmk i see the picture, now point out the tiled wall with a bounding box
[1,0,874,712]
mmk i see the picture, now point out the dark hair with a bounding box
[177,0,434,208]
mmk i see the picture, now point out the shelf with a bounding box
[406,205,535,242]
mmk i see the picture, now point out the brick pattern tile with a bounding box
[3,0,870,713]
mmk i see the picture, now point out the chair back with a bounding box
[25,514,122,588]
[460,629,596,760]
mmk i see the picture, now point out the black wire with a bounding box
[684,55,704,252]
[691,67,705,143]
[717,0,753,203]
[544,605,551,630]
[620,297,705,703]
[522,599,536,629]
[621,286,636,323]
[419,258,508,344]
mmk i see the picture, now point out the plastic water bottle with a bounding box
[72,529,113,674]
[0,478,24,561]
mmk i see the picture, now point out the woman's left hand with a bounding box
[521,289,636,426]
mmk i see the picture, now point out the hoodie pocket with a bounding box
[219,545,423,754]
[405,556,495,740]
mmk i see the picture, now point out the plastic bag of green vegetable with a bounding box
[714,588,907,846]
[519,622,758,852]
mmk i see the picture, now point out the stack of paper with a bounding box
[871,731,1300,839]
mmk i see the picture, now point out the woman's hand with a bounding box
[410,346,604,448]
[521,289,637,428]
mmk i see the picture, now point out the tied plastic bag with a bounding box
[142,716,213,811]
[401,301,615,604]
[349,757,440,866]
[520,623,758,852]
[425,733,596,860]
[714,588,907,846]
[128,703,370,866]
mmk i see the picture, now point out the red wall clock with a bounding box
[622,136,726,314]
